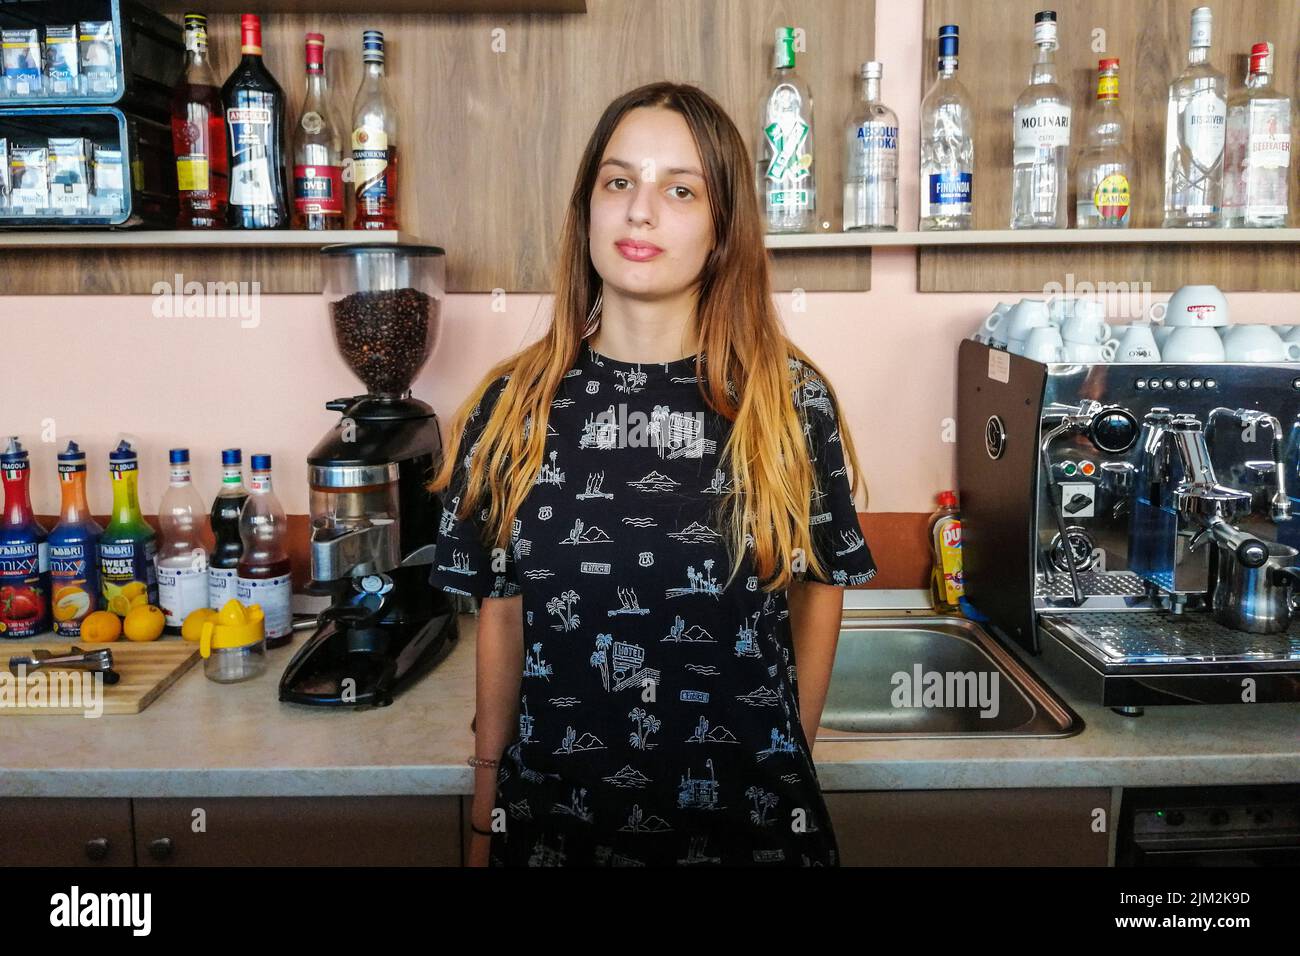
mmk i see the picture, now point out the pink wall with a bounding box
[2,0,1296,516]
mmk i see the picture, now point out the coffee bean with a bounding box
[330,287,438,396]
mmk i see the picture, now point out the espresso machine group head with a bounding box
[957,339,1300,711]
[280,245,458,708]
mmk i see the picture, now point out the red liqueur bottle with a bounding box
[292,33,344,229]
[171,13,229,228]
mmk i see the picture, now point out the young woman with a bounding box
[428,81,878,867]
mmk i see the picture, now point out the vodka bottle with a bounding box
[919,24,973,230]
[1010,10,1071,228]
[1163,6,1226,227]
[758,26,816,233]
[843,61,898,231]
[1223,42,1291,228]
[1076,58,1133,228]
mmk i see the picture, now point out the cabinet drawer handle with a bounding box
[148,837,174,861]
[84,837,110,861]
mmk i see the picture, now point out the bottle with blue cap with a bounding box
[350,29,398,229]
[236,454,293,646]
[0,437,51,638]
[920,23,974,230]
[100,439,158,614]
[208,448,249,609]
[48,440,103,637]
[157,449,214,633]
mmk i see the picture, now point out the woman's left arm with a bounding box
[786,578,844,749]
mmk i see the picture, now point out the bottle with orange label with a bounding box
[48,441,103,637]
[928,490,964,612]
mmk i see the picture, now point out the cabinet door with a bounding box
[133,796,461,866]
[0,798,135,866]
[824,788,1111,866]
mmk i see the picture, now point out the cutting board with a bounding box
[1,640,200,715]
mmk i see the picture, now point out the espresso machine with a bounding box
[280,244,458,708]
[957,339,1300,712]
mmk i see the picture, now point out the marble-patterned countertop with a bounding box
[1,595,1296,798]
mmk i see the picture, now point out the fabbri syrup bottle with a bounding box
[48,441,102,637]
[0,438,51,638]
[236,454,293,647]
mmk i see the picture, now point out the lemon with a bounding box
[108,595,132,617]
[181,607,217,642]
[128,592,149,609]
[123,605,166,642]
[81,611,122,643]
[121,581,147,600]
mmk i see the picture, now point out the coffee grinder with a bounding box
[280,244,457,707]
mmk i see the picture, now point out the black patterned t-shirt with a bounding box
[429,340,878,866]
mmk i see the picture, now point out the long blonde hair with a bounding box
[429,81,865,592]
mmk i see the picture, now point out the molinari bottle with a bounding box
[156,449,214,633]
[222,13,288,229]
[99,439,158,616]
[48,441,102,637]
[928,491,964,613]
[0,438,51,638]
[236,454,292,647]
[209,448,248,609]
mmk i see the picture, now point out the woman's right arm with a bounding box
[467,592,525,867]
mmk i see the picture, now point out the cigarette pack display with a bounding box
[8,145,48,213]
[0,1,180,117]
[44,25,78,96]
[49,135,89,214]
[2,28,41,97]
[0,136,8,210]
[0,106,173,226]
[78,21,116,95]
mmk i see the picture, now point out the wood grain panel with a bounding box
[0,640,199,715]
[4,0,873,295]
[920,0,1300,291]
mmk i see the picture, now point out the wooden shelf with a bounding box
[765,229,1300,249]
[143,0,585,13]
[0,229,421,249]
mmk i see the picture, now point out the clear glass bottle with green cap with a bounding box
[758,26,816,233]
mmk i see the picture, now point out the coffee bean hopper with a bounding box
[280,243,458,707]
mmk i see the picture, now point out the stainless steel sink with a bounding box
[815,614,1081,740]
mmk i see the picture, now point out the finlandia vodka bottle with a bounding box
[1163,6,1226,227]
[1224,42,1291,228]
[759,26,816,233]
[843,61,898,231]
[1010,11,1071,228]
[1076,58,1133,227]
[919,24,973,230]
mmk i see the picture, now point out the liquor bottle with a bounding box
[99,439,157,615]
[48,441,103,638]
[292,33,344,230]
[1163,6,1226,228]
[0,438,51,638]
[209,448,248,610]
[758,26,816,233]
[222,13,288,229]
[156,449,214,634]
[1076,58,1133,228]
[351,30,398,230]
[1010,10,1071,229]
[843,61,898,232]
[171,13,228,229]
[919,24,973,230]
[1224,42,1291,228]
[236,454,292,647]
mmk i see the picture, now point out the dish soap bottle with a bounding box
[100,439,158,616]
[0,437,51,638]
[928,490,964,612]
[156,448,214,634]
[48,441,103,637]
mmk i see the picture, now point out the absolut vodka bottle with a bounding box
[758,26,816,233]
[919,24,973,230]
[1010,11,1071,228]
[1223,42,1291,228]
[843,61,898,231]
[1163,6,1226,227]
